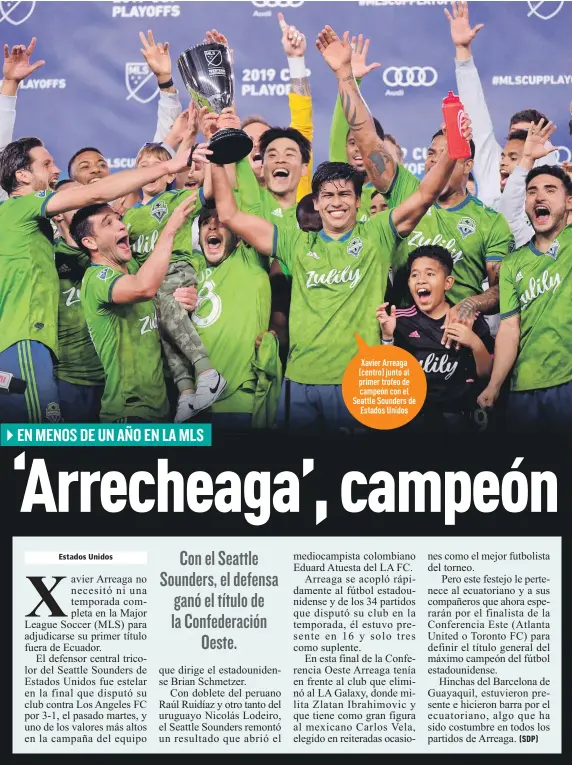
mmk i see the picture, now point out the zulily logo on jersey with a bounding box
[420,353,458,381]
[140,310,159,335]
[408,231,463,263]
[520,269,561,310]
[132,228,160,256]
[306,266,361,290]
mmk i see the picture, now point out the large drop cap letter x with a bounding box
[26,576,68,617]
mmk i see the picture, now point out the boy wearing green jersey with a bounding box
[0,134,200,424]
[478,166,572,432]
[123,143,226,422]
[209,22,470,430]
[72,194,199,423]
[51,179,105,422]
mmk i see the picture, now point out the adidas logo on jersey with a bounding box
[515,271,523,282]
[457,216,476,239]
[409,330,420,338]
[347,237,363,258]
[271,208,283,218]
[151,199,169,223]
[306,251,319,260]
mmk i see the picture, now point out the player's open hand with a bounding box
[139,30,171,79]
[350,34,380,79]
[316,26,352,73]
[3,38,45,83]
[444,1,484,48]
[522,119,557,163]
[443,322,476,350]
[376,302,396,342]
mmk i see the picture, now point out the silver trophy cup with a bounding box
[178,43,253,165]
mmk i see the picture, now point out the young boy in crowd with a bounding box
[123,142,226,421]
[377,245,493,431]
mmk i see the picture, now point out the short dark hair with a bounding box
[506,129,529,143]
[311,161,364,198]
[69,203,111,249]
[346,117,384,142]
[296,193,322,232]
[0,136,44,195]
[510,109,547,127]
[55,178,75,191]
[526,165,572,196]
[408,245,454,276]
[432,129,475,160]
[68,147,105,178]
[468,171,475,183]
[258,127,311,165]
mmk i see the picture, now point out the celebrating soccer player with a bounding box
[477,165,572,432]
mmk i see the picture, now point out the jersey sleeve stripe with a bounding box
[500,307,520,320]
[271,225,279,259]
[485,255,504,262]
[40,192,54,218]
[388,211,404,241]
[107,274,124,304]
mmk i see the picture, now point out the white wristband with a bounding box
[382,338,394,346]
[288,57,307,80]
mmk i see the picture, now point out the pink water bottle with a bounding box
[442,91,471,160]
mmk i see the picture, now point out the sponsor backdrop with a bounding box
[1,0,571,177]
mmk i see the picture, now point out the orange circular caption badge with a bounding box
[342,335,427,430]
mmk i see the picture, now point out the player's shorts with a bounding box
[276,379,356,432]
[0,341,61,424]
[57,380,104,423]
[507,380,572,433]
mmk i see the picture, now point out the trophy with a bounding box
[178,43,253,165]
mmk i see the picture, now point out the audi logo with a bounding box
[383,66,438,88]
[251,1,304,7]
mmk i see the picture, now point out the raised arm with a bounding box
[211,163,274,256]
[46,140,210,216]
[391,117,472,237]
[112,196,196,304]
[317,26,395,193]
[138,29,183,142]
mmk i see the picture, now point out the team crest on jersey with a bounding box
[347,237,363,258]
[457,216,476,239]
[547,240,560,259]
[150,199,169,223]
[97,267,112,281]
[46,402,61,423]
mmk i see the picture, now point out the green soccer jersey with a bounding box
[236,158,297,277]
[123,188,203,267]
[54,239,105,386]
[329,81,374,223]
[81,263,169,422]
[499,225,572,392]
[385,164,513,305]
[0,190,58,355]
[189,243,271,413]
[274,214,399,384]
